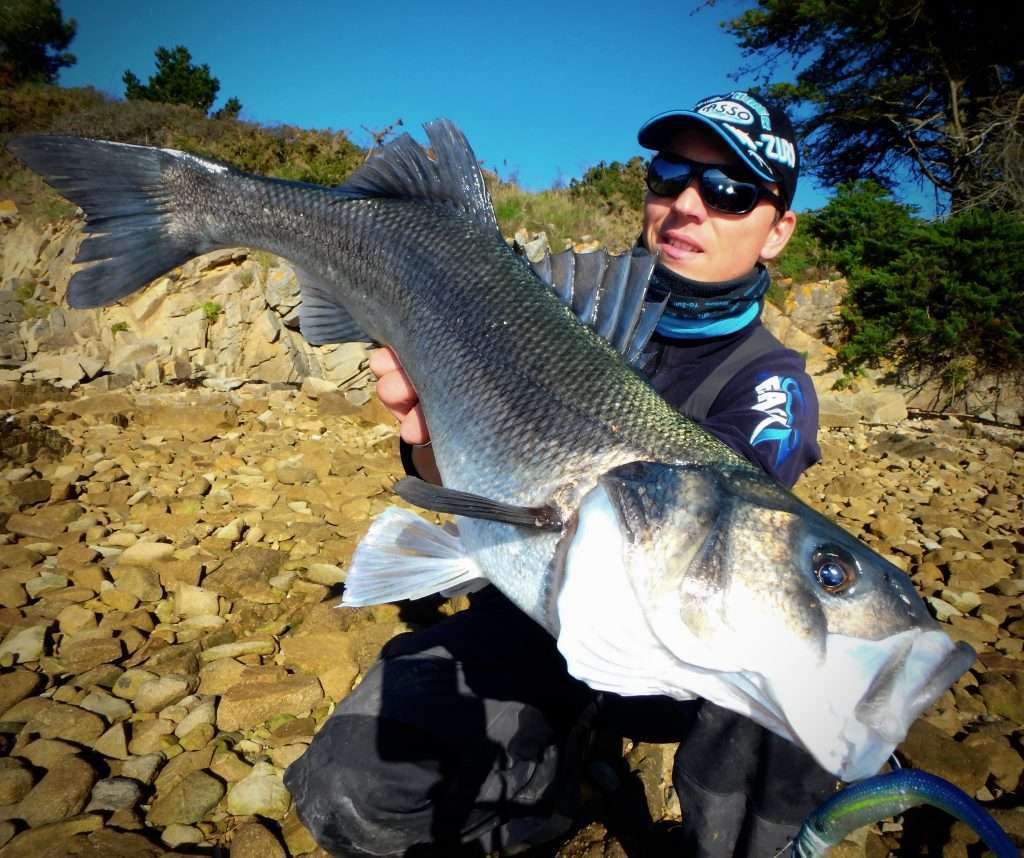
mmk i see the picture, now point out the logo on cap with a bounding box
[697,99,755,126]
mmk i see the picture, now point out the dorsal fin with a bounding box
[337,120,497,233]
[526,247,665,369]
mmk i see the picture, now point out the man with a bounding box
[286,91,838,857]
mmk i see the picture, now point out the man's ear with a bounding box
[759,210,797,261]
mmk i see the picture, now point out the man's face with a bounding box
[642,128,796,282]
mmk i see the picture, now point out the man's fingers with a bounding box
[369,347,431,445]
[368,347,401,377]
[376,370,420,417]
[400,406,431,446]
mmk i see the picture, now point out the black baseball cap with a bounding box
[638,91,799,210]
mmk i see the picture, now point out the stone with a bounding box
[23,702,105,744]
[118,541,175,565]
[113,667,159,700]
[0,814,103,857]
[0,761,34,805]
[162,823,204,847]
[127,717,176,755]
[0,623,47,664]
[174,699,216,738]
[226,762,291,819]
[94,722,130,760]
[60,636,124,673]
[230,820,287,858]
[17,755,97,827]
[147,769,225,826]
[217,675,323,731]
[85,776,144,812]
[210,750,253,783]
[0,669,43,716]
[200,638,276,662]
[303,562,345,585]
[202,547,285,601]
[115,565,164,602]
[119,752,163,785]
[174,583,220,618]
[198,658,248,695]
[79,688,133,722]
[154,745,216,794]
[134,675,192,713]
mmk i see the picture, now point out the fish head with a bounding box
[559,461,975,781]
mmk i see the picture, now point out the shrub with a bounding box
[201,301,223,322]
[834,203,1024,383]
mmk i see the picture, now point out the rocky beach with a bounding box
[0,211,1021,856]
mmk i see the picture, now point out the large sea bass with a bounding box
[9,123,974,780]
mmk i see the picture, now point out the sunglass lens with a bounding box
[647,156,693,198]
[700,169,759,214]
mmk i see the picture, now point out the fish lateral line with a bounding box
[393,477,563,529]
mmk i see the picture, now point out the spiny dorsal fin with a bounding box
[337,120,497,233]
[526,247,665,369]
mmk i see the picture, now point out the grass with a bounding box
[201,302,223,322]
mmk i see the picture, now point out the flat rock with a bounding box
[118,541,175,565]
[226,762,291,819]
[147,769,224,826]
[23,702,105,744]
[17,755,97,826]
[202,547,284,601]
[0,624,47,664]
[115,565,164,601]
[134,675,192,713]
[0,814,103,858]
[229,820,287,858]
[217,675,323,731]
[85,776,143,812]
[60,636,124,673]
[0,669,43,716]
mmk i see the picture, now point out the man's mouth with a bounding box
[659,235,704,260]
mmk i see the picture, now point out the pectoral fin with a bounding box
[394,477,562,529]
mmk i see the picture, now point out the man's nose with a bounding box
[669,180,707,220]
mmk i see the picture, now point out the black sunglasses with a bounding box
[645,153,784,215]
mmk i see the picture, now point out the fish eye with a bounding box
[813,547,857,594]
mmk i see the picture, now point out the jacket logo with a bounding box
[750,375,802,466]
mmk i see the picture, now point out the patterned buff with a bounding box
[647,261,770,338]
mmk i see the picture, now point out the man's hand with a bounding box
[369,347,431,445]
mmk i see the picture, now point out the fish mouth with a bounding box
[772,629,976,781]
[855,634,976,744]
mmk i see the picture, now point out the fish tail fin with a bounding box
[341,507,487,607]
[7,135,221,308]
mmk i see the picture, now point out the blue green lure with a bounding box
[795,769,1018,857]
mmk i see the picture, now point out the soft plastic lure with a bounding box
[794,769,1018,857]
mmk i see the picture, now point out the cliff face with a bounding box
[0,215,371,400]
[2,208,1022,425]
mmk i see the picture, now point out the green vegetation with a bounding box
[201,301,223,322]
[0,83,365,221]
[110,321,129,334]
[124,44,241,118]
[793,182,1024,392]
[723,0,1023,213]
[0,0,76,86]
[488,158,646,253]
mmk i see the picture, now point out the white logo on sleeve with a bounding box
[750,375,802,467]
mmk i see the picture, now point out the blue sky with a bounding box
[58,0,937,215]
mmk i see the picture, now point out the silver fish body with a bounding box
[8,123,975,780]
